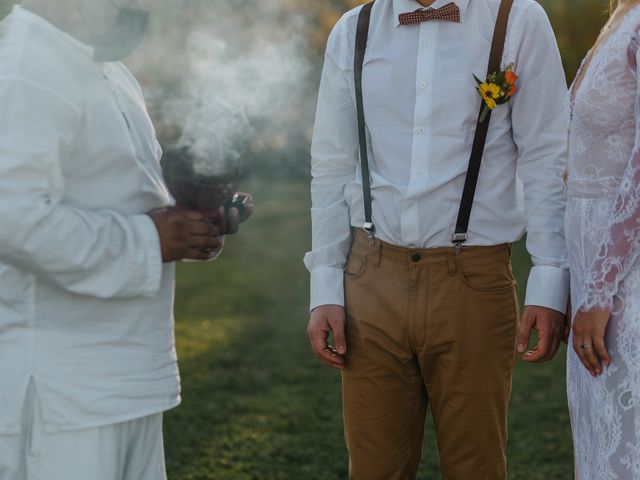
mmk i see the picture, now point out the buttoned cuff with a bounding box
[524,265,570,313]
[130,214,163,297]
[310,266,345,312]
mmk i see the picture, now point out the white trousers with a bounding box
[0,385,167,480]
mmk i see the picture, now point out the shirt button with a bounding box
[412,253,422,263]
[420,82,428,89]
[424,39,432,46]
[415,127,425,134]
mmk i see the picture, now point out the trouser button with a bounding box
[411,253,422,263]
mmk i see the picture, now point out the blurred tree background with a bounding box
[0,1,612,479]
[0,0,609,177]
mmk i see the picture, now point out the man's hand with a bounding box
[148,208,222,262]
[517,306,566,363]
[307,305,347,370]
[572,307,612,377]
[211,193,255,235]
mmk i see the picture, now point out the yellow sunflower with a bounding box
[478,83,501,110]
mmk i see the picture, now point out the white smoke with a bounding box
[170,31,307,176]
[130,0,312,177]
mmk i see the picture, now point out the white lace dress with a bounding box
[566,6,640,479]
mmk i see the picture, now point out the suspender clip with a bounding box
[363,222,377,245]
[451,233,468,256]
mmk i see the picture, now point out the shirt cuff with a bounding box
[524,265,570,313]
[130,214,163,297]
[310,266,345,312]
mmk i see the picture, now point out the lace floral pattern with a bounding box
[566,7,640,479]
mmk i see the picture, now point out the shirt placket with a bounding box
[103,70,133,134]
[401,21,439,246]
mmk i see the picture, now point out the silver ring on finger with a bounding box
[580,344,593,350]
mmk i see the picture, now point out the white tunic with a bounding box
[0,6,180,434]
[304,0,570,312]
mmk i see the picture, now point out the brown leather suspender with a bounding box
[354,1,376,243]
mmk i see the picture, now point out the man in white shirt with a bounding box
[305,0,569,478]
[0,1,249,479]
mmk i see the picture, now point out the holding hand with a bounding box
[148,208,222,262]
[307,305,347,370]
[214,193,254,235]
[517,306,566,363]
[572,307,612,377]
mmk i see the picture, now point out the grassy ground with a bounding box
[164,178,573,479]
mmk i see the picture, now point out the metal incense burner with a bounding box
[160,145,244,213]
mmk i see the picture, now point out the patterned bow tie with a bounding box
[398,2,461,25]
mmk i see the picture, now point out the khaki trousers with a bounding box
[343,230,520,480]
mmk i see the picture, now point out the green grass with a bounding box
[165,178,573,479]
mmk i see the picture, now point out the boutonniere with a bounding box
[474,63,518,123]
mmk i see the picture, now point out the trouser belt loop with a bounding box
[447,249,457,276]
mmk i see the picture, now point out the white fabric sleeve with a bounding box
[303,21,359,311]
[578,30,640,312]
[510,4,570,313]
[0,76,163,299]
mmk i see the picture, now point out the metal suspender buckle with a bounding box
[451,233,468,256]
[363,222,376,245]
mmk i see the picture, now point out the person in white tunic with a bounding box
[567,1,640,478]
[0,1,246,478]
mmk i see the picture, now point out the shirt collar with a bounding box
[12,5,96,59]
[393,0,470,27]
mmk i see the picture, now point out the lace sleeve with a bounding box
[579,28,640,312]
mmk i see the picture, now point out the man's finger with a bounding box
[317,348,345,370]
[310,333,344,370]
[188,222,221,237]
[184,248,213,261]
[226,208,240,235]
[215,206,228,233]
[183,210,206,221]
[522,346,540,362]
[328,317,347,355]
[188,235,221,250]
[533,329,552,361]
[516,314,535,353]
[309,327,329,357]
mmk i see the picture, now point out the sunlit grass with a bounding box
[164,178,573,480]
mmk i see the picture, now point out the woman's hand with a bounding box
[572,307,612,377]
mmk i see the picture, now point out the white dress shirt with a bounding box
[0,6,180,434]
[304,0,570,312]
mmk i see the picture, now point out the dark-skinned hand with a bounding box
[148,208,222,262]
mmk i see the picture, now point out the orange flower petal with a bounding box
[505,71,518,85]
